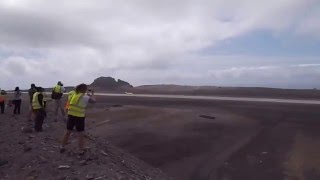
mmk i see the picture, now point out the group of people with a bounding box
[0,87,22,115]
[1,81,96,154]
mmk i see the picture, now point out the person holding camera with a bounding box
[60,84,96,154]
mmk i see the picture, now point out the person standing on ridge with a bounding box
[60,84,96,154]
[32,87,46,132]
[13,87,22,115]
[51,81,66,122]
[28,84,37,121]
[0,89,6,114]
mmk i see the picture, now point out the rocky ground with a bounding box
[0,96,170,180]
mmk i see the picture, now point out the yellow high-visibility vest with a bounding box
[65,90,76,109]
[67,90,76,101]
[53,85,62,93]
[32,92,43,110]
[68,93,85,117]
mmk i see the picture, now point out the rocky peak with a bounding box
[90,77,133,90]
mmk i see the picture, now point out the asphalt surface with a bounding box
[18,91,320,105]
[95,93,320,105]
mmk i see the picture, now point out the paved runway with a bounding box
[95,93,320,105]
[17,91,320,105]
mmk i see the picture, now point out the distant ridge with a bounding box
[19,77,320,99]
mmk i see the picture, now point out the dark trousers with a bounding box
[13,99,21,114]
[34,109,46,132]
[0,102,4,114]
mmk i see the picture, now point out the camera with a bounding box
[87,89,93,96]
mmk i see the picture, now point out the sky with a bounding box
[0,0,320,90]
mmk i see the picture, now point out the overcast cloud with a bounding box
[0,0,319,89]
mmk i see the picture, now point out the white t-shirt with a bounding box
[79,95,90,107]
[14,91,22,100]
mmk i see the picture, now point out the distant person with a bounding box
[13,87,22,115]
[28,84,37,121]
[0,89,6,114]
[32,87,46,132]
[51,81,66,122]
[60,84,96,154]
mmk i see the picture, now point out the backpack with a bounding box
[51,86,63,99]
[51,91,63,99]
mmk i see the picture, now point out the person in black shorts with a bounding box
[60,84,96,154]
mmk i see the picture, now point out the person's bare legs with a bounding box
[55,100,66,122]
[28,109,32,121]
[60,130,72,153]
[64,110,68,120]
[54,100,59,121]
[78,132,85,153]
[28,103,33,121]
[59,106,66,122]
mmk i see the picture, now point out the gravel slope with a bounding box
[0,96,170,180]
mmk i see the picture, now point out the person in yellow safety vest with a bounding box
[60,84,96,154]
[32,87,46,132]
[51,81,66,122]
[0,89,6,114]
[28,84,37,121]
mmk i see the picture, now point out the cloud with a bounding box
[295,10,320,39]
[208,64,320,88]
[0,0,319,89]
